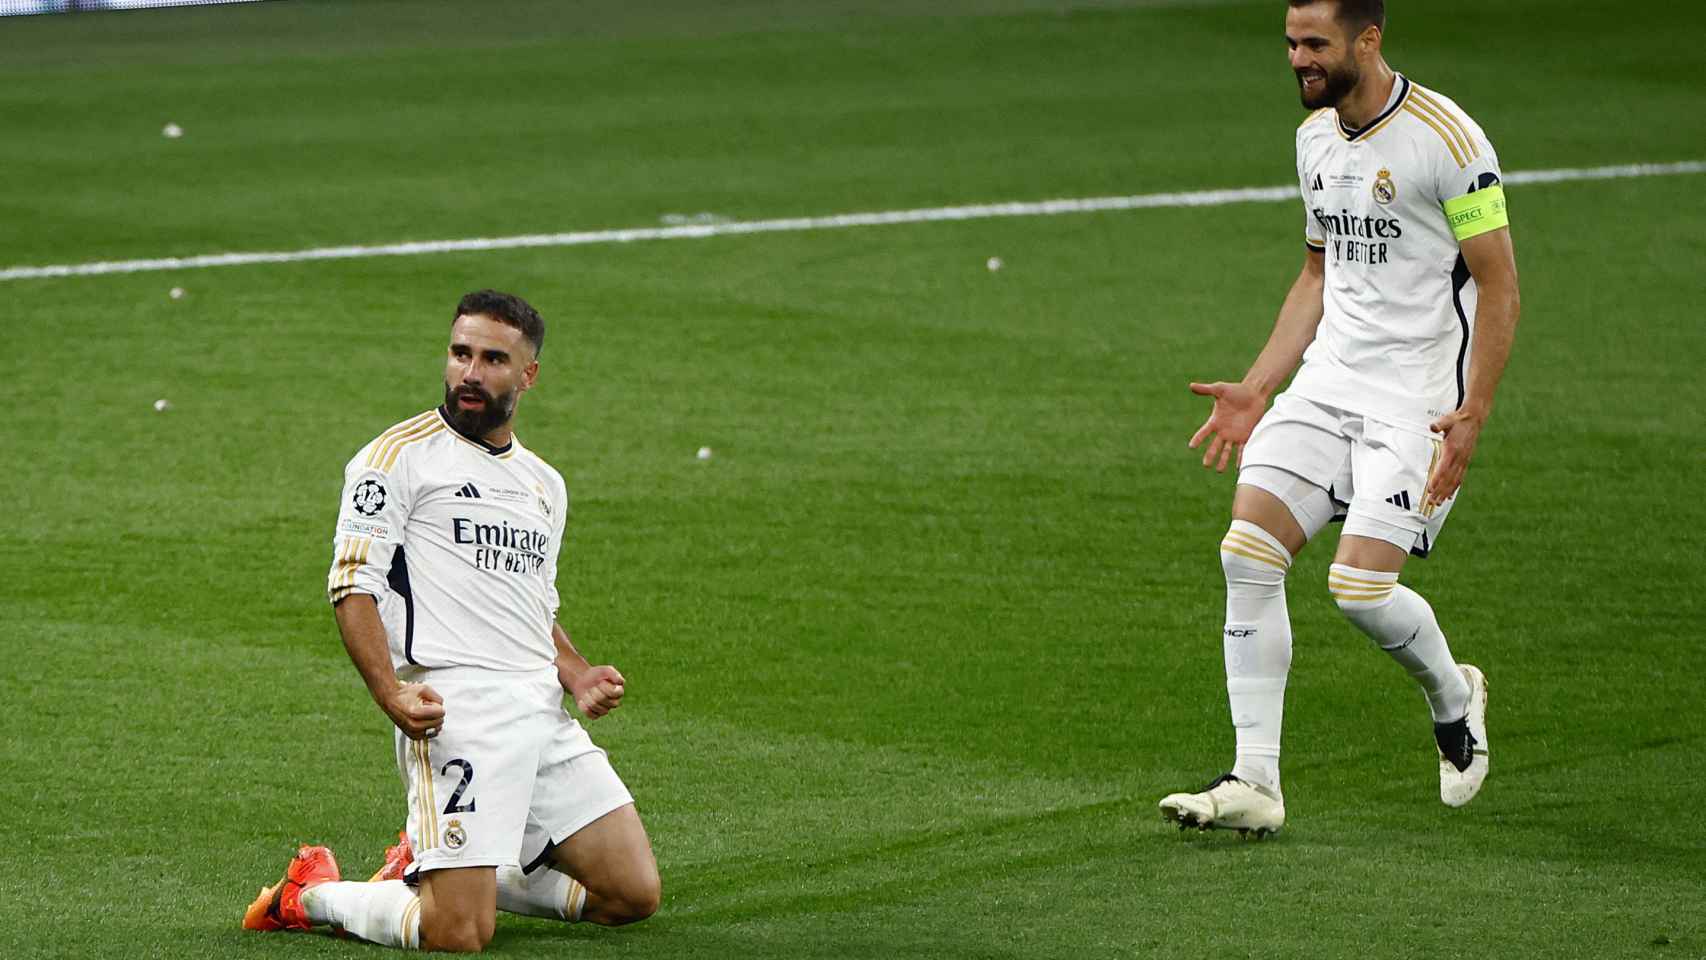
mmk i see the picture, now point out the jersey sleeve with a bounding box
[1429,108,1507,243]
[1297,126,1326,251]
[327,443,415,605]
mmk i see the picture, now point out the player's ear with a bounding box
[1356,22,1381,58]
[521,359,540,391]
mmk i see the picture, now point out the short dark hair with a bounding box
[1290,0,1385,35]
[454,289,545,358]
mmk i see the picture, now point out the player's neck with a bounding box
[1337,60,1396,131]
[438,403,516,451]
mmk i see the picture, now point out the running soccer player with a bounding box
[243,290,661,950]
[1159,0,1520,834]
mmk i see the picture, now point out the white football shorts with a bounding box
[1239,392,1457,557]
[392,664,634,877]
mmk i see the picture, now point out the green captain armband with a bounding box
[1442,186,1509,241]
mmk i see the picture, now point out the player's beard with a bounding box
[442,383,517,442]
[1296,57,1359,110]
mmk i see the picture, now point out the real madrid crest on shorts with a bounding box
[1372,167,1396,205]
[444,818,468,850]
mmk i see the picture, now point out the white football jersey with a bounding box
[327,407,569,673]
[1290,74,1505,428]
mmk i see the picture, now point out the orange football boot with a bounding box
[367,830,415,883]
[242,845,341,931]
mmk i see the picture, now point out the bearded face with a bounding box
[442,380,519,441]
[1295,49,1360,110]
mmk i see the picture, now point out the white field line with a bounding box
[3,160,1702,282]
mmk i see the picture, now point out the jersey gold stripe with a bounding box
[1406,94,1476,163]
[1405,95,1473,158]
[1409,89,1479,159]
[331,537,370,592]
[367,411,440,468]
[1403,104,1467,168]
[381,423,446,473]
[363,411,437,468]
[368,417,442,470]
[1223,530,1289,564]
[374,410,436,446]
[565,880,581,919]
[1299,107,1331,129]
[1221,542,1289,571]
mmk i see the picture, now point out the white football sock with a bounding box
[1329,564,1471,722]
[301,880,422,949]
[497,865,584,922]
[1219,520,1294,793]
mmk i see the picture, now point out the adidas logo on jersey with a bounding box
[1385,490,1413,510]
[455,483,482,499]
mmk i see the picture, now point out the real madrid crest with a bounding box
[444,818,468,850]
[1372,167,1396,205]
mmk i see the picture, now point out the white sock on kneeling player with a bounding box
[301,879,422,949]
[496,865,584,922]
[1329,564,1471,722]
[1220,519,1294,794]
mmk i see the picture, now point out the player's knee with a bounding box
[1220,521,1291,588]
[421,914,494,953]
[607,872,662,925]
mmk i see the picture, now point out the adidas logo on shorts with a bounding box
[1385,490,1413,510]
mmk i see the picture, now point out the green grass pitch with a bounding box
[2,1,1704,957]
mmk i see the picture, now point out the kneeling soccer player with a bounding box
[243,290,660,950]
[1159,0,1520,835]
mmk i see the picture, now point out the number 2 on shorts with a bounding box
[440,759,477,814]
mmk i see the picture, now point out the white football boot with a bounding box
[1435,663,1489,807]
[1159,774,1284,838]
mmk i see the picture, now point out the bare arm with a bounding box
[333,594,444,739]
[553,620,626,719]
[1244,247,1327,398]
[1188,248,1326,471]
[1425,226,1520,507]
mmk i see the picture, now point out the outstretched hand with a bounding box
[567,665,626,720]
[1187,381,1266,473]
[383,682,445,741]
[1425,408,1484,510]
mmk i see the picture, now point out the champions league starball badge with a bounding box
[352,479,388,517]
